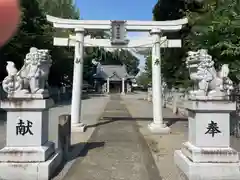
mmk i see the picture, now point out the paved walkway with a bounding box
[63,94,161,180]
[122,94,187,180]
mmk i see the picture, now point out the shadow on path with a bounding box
[69,141,105,161]
[51,141,105,179]
[86,116,187,129]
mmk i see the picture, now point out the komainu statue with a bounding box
[186,49,233,99]
[2,47,52,98]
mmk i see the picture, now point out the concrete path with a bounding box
[122,93,187,180]
[50,95,110,180]
[62,94,161,180]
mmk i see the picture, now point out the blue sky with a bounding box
[75,0,156,20]
[75,0,157,72]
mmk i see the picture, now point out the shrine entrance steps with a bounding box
[62,94,161,180]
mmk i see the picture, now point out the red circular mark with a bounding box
[0,0,20,47]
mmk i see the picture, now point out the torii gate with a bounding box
[46,15,188,133]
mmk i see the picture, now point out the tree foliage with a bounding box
[0,0,79,86]
[188,0,240,82]
[136,72,151,88]
[151,0,202,88]
[151,0,240,88]
[37,0,80,86]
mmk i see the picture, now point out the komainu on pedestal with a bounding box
[0,47,61,180]
[2,47,52,99]
[174,49,240,180]
[186,49,233,100]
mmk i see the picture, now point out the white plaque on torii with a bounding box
[110,20,129,45]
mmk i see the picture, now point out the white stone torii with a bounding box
[46,15,188,133]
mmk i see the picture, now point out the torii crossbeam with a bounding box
[53,36,182,48]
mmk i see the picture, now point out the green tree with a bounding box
[136,72,151,88]
[37,0,80,86]
[152,0,211,88]
[144,55,152,80]
[0,0,82,87]
[0,0,52,80]
[117,50,140,76]
[153,0,240,87]
[188,0,240,82]
[38,0,80,19]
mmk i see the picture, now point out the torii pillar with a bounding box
[71,28,86,132]
[148,29,170,134]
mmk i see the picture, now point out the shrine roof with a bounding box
[94,64,132,80]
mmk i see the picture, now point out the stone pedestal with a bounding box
[174,100,240,180]
[0,98,62,180]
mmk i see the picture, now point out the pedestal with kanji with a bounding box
[174,100,240,180]
[0,48,61,180]
[0,98,62,180]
